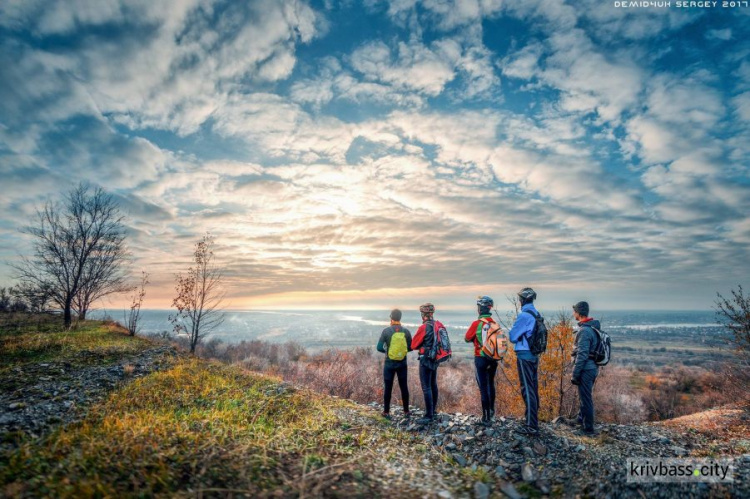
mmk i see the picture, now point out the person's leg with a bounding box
[431,367,439,416]
[516,357,539,431]
[419,364,434,418]
[529,357,539,430]
[578,369,596,432]
[383,363,396,414]
[474,356,489,414]
[488,358,498,418]
[396,362,409,413]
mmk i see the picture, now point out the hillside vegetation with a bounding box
[1,319,748,498]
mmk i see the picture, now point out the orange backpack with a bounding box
[480,318,507,360]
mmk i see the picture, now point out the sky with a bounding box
[1,0,749,312]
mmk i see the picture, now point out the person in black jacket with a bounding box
[571,301,600,435]
[376,309,412,419]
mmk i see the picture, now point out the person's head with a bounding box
[419,302,435,322]
[390,309,402,322]
[476,295,494,315]
[572,301,589,321]
[517,287,537,306]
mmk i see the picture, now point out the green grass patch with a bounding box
[0,321,153,373]
[1,358,383,497]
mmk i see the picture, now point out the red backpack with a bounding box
[427,320,452,363]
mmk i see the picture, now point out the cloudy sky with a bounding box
[1,0,749,311]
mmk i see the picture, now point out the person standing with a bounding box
[508,287,541,436]
[376,309,412,419]
[571,301,600,435]
[465,295,500,425]
[411,303,443,424]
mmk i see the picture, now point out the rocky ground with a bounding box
[366,402,750,498]
[0,344,176,451]
[1,328,748,497]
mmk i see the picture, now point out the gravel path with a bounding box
[0,345,176,451]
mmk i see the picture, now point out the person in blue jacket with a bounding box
[571,301,600,435]
[508,287,541,436]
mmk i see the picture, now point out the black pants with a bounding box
[474,356,498,414]
[419,363,439,417]
[577,369,598,432]
[383,361,409,413]
[516,355,539,430]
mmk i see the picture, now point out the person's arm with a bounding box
[465,320,478,343]
[411,325,425,351]
[508,313,532,344]
[405,328,413,351]
[376,329,388,354]
[572,328,593,381]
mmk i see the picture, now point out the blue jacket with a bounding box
[509,303,538,356]
[572,319,600,378]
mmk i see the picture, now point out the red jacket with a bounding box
[412,320,446,355]
[465,315,495,357]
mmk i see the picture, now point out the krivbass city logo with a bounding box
[627,458,735,483]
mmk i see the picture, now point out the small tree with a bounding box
[538,311,577,419]
[714,285,750,403]
[170,234,225,354]
[715,285,750,356]
[14,183,128,327]
[125,271,149,336]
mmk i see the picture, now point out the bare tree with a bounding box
[169,234,225,354]
[125,271,149,336]
[14,183,128,328]
[715,285,750,356]
[714,285,750,403]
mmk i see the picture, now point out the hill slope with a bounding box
[1,321,747,498]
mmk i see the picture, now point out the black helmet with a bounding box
[517,287,537,301]
[419,303,435,315]
[476,295,494,308]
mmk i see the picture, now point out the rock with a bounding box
[533,441,547,456]
[522,446,534,458]
[485,428,495,437]
[446,442,457,450]
[498,480,522,499]
[453,453,468,467]
[8,402,26,411]
[574,444,586,452]
[437,491,453,499]
[473,481,490,499]
[536,479,551,494]
[671,446,688,456]
[495,465,507,478]
[522,462,537,482]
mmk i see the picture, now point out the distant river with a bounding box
[91,309,726,355]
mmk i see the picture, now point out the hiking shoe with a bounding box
[515,425,539,437]
[415,416,434,425]
[575,429,599,437]
[403,411,412,419]
[381,412,391,420]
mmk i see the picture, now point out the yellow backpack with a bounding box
[388,326,408,361]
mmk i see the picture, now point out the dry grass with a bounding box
[0,320,152,373]
[0,323,413,497]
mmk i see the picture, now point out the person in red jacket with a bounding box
[411,302,444,424]
[465,295,499,425]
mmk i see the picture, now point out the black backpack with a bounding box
[588,326,611,366]
[523,310,547,356]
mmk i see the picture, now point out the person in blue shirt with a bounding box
[508,287,541,436]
